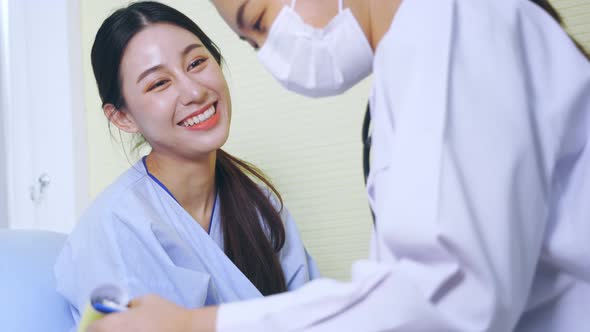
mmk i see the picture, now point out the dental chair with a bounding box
[0,229,75,332]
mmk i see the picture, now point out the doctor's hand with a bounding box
[87,294,218,332]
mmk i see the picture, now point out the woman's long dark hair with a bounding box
[91,1,287,296]
[531,0,589,61]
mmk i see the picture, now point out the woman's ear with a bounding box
[103,104,139,133]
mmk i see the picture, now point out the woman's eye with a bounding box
[253,16,262,31]
[252,12,265,32]
[188,58,207,71]
[147,80,169,91]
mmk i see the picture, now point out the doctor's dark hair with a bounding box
[91,1,288,296]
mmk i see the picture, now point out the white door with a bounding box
[0,0,87,233]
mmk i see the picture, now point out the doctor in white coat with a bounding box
[89,0,590,331]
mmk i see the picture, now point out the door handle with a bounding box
[30,173,51,204]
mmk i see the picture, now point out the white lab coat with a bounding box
[217,0,590,330]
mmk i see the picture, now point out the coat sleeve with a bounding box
[216,0,590,331]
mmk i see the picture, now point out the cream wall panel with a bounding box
[81,0,372,280]
[552,0,590,48]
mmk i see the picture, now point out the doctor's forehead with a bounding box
[211,0,280,29]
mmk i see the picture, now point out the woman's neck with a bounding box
[146,151,217,231]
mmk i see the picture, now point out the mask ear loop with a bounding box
[338,0,344,12]
[291,0,297,9]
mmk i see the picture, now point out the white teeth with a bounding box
[181,105,216,127]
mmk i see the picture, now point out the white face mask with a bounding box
[257,0,374,98]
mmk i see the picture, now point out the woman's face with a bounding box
[211,0,340,49]
[116,23,231,159]
[211,0,282,49]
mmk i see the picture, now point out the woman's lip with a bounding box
[177,102,216,125]
[184,108,220,131]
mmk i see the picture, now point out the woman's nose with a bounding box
[178,76,206,106]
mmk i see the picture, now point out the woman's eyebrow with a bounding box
[182,43,203,57]
[137,64,164,83]
[236,0,250,30]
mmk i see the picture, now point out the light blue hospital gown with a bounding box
[54,158,319,324]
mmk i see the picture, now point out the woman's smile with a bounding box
[178,102,220,131]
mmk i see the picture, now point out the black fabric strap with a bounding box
[362,103,375,224]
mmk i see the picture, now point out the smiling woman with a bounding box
[54,1,319,326]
